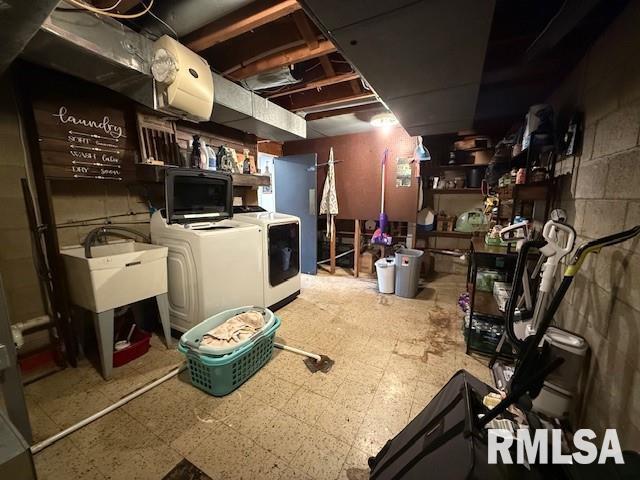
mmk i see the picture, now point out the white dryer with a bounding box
[151,170,265,332]
[234,206,301,310]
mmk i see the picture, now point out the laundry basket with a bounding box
[178,306,280,396]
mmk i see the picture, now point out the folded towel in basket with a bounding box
[200,311,265,348]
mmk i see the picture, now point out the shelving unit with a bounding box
[422,230,472,239]
[465,237,518,358]
[428,188,482,195]
[426,163,489,171]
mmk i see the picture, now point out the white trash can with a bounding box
[375,257,395,294]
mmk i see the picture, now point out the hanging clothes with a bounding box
[319,147,339,238]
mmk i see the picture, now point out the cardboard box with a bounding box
[360,251,378,274]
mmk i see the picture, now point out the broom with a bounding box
[372,148,392,245]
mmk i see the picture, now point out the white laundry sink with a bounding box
[61,241,168,313]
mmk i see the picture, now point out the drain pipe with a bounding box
[30,362,186,454]
[11,315,51,349]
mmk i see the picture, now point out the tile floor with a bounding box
[27,271,491,480]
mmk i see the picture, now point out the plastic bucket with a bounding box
[375,257,395,294]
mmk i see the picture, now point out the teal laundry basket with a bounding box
[178,306,280,396]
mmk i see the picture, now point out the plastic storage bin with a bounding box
[112,327,151,368]
[375,257,395,294]
[476,269,505,292]
[178,306,280,396]
[394,248,424,298]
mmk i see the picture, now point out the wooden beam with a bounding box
[330,216,336,274]
[319,55,336,77]
[183,0,302,52]
[229,40,336,80]
[292,92,377,112]
[203,25,304,73]
[266,72,360,99]
[349,79,361,95]
[305,102,384,121]
[292,10,318,50]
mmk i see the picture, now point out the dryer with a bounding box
[234,206,301,310]
[151,170,264,332]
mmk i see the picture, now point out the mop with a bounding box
[372,148,392,245]
[273,342,334,373]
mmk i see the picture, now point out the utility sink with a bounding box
[61,240,168,313]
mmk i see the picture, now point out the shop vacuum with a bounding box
[368,225,640,480]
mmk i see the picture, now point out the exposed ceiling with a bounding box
[112,0,388,138]
[88,0,628,140]
[301,0,496,137]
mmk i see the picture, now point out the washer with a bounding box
[234,206,301,310]
[151,170,264,332]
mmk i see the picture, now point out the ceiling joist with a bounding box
[319,55,336,77]
[183,0,302,52]
[229,39,336,80]
[266,72,360,99]
[305,103,384,121]
[292,9,319,50]
[292,92,377,112]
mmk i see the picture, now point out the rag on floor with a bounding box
[201,311,265,348]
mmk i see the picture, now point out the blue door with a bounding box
[274,154,317,275]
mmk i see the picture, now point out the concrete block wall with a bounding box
[548,0,640,448]
[0,74,47,325]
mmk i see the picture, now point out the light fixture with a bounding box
[370,112,399,128]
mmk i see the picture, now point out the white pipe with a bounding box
[30,363,186,454]
[11,315,51,349]
[274,343,321,362]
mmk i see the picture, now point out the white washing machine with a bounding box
[150,170,265,332]
[234,206,301,310]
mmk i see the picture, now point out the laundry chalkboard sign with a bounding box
[28,73,138,181]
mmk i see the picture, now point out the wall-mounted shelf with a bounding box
[424,163,489,171]
[422,230,473,239]
[232,174,271,187]
[134,163,270,187]
[428,188,483,195]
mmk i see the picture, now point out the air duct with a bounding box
[20,7,305,141]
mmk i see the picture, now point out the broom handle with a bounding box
[381,161,386,213]
[274,342,322,362]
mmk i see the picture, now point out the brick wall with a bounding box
[548,0,640,448]
[0,74,47,324]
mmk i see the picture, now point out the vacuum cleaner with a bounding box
[369,225,640,480]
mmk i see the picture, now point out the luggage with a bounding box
[368,370,544,480]
[368,370,640,479]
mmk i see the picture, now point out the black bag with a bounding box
[368,370,544,480]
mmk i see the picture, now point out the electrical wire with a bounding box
[97,0,123,11]
[65,0,154,19]
[56,211,150,227]
[56,221,150,229]
[146,8,178,39]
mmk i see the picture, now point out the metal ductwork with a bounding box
[20,8,306,141]
[0,0,60,75]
